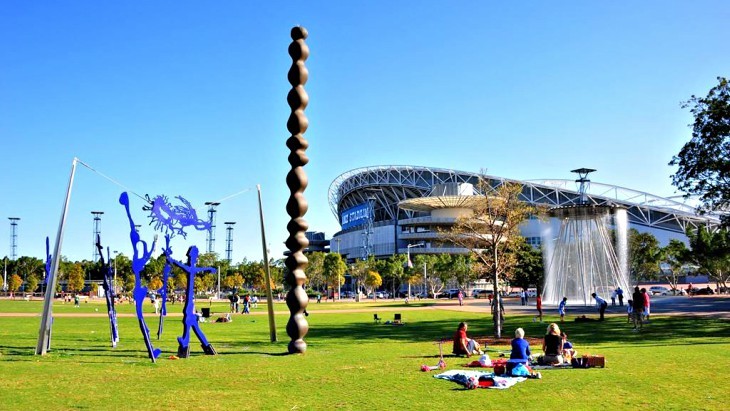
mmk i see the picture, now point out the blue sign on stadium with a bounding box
[341,203,370,230]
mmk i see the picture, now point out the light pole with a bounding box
[113,250,118,294]
[335,238,341,300]
[406,243,424,298]
[3,257,7,292]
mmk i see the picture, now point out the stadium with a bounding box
[327,165,722,263]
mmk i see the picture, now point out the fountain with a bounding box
[542,169,630,305]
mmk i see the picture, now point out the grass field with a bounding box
[0,298,728,410]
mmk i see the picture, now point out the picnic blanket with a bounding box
[434,370,526,389]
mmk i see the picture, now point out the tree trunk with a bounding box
[492,247,502,338]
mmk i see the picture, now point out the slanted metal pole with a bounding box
[258,185,277,342]
[36,158,78,355]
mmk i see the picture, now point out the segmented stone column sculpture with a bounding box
[284,26,310,354]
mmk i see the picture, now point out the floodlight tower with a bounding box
[8,217,20,260]
[204,202,220,254]
[224,222,236,262]
[91,212,104,262]
[361,197,375,260]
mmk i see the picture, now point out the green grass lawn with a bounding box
[0,299,727,410]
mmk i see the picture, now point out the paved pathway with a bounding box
[1,295,728,318]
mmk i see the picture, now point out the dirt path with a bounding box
[1,296,728,318]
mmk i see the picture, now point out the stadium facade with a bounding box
[327,165,722,263]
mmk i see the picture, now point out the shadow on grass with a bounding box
[291,314,730,349]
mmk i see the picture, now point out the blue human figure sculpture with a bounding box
[157,235,173,340]
[168,245,217,357]
[95,237,119,347]
[120,192,161,362]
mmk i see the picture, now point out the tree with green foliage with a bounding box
[685,226,730,291]
[24,273,40,294]
[349,259,370,301]
[8,274,23,295]
[306,252,326,291]
[510,241,544,291]
[628,229,662,283]
[445,254,476,289]
[323,252,347,299]
[148,276,163,293]
[377,254,407,297]
[670,77,730,225]
[364,270,382,298]
[441,178,537,338]
[412,254,445,297]
[66,263,85,293]
[661,239,691,293]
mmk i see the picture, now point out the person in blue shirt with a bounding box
[558,297,567,322]
[507,327,531,375]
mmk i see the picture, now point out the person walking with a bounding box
[520,290,527,306]
[591,293,608,321]
[617,287,624,306]
[610,289,617,306]
[533,294,543,323]
[457,290,464,306]
[641,288,651,322]
[631,287,644,331]
[558,297,567,322]
[243,294,250,314]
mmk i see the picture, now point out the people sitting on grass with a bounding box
[560,331,577,360]
[507,327,531,374]
[542,323,564,365]
[452,322,483,358]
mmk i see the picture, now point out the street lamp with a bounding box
[406,243,424,298]
[335,238,341,300]
[113,250,119,295]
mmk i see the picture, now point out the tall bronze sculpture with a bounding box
[284,26,310,354]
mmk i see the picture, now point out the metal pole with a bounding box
[217,265,221,300]
[113,251,118,294]
[36,157,78,355]
[3,258,6,292]
[421,262,426,298]
[336,239,341,300]
[257,185,277,342]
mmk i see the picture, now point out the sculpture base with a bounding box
[177,345,191,358]
[201,343,217,355]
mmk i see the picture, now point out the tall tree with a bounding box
[686,226,730,291]
[628,229,662,283]
[377,254,406,297]
[510,241,545,291]
[349,258,370,301]
[8,274,23,295]
[661,239,690,293]
[670,77,730,225]
[412,254,445,297]
[24,273,40,294]
[66,263,85,293]
[364,270,382,298]
[322,253,347,298]
[306,252,326,291]
[441,178,536,338]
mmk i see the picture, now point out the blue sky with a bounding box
[1,1,728,264]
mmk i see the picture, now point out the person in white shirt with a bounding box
[591,293,608,321]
